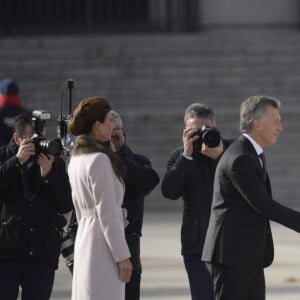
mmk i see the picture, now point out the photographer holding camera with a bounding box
[0,112,73,300]
[161,103,233,300]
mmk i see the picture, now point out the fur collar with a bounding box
[71,135,109,156]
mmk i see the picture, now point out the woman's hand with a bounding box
[118,258,133,283]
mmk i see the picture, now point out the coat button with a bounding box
[29,228,34,232]
[29,251,34,256]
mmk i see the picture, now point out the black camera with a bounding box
[191,125,221,150]
[57,115,73,156]
[61,226,76,273]
[60,213,77,274]
[31,110,63,156]
[31,135,63,156]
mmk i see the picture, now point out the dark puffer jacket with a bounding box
[0,139,73,269]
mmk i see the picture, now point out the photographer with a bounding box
[111,111,160,300]
[0,112,73,300]
[161,103,233,300]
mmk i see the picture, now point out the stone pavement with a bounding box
[141,210,300,300]
[45,209,300,299]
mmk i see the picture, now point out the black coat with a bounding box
[117,144,160,236]
[161,139,232,256]
[202,135,300,268]
[0,139,73,269]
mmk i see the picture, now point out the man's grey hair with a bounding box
[184,103,215,125]
[240,95,281,133]
[110,110,123,128]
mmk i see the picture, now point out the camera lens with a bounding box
[202,128,221,148]
[39,139,62,156]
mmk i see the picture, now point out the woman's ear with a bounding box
[93,120,102,130]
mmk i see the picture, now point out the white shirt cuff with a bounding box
[183,154,193,160]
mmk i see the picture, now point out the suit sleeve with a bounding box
[122,154,159,196]
[161,149,195,200]
[90,154,130,262]
[231,155,300,232]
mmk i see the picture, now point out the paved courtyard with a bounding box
[31,209,300,300]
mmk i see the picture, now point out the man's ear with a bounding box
[123,131,127,139]
[13,133,21,145]
[252,119,262,131]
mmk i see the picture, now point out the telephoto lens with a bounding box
[61,229,75,273]
[31,135,63,156]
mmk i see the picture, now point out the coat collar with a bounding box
[239,135,260,158]
[71,135,110,156]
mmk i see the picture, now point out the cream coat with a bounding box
[68,152,130,300]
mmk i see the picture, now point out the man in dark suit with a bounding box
[202,95,300,300]
[161,103,232,300]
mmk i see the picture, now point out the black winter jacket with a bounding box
[161,139,232,256]
[0,139,73,269]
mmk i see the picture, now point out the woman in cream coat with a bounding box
[67,96,132,300]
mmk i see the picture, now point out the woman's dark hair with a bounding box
[68,96,111,136]
[69,96,124,179]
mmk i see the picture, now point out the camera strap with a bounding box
[21,166,41,202]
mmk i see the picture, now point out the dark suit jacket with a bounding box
[118,143,160,236]
[202,135,300,268]
[117,143,159,274]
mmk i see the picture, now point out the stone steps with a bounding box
[1,29,300,207]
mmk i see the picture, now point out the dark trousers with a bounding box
[125,270,141,300]
[0,259,55,300]
[183,255,214,300]
[206,263,265,300]
[125,233,142,300]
